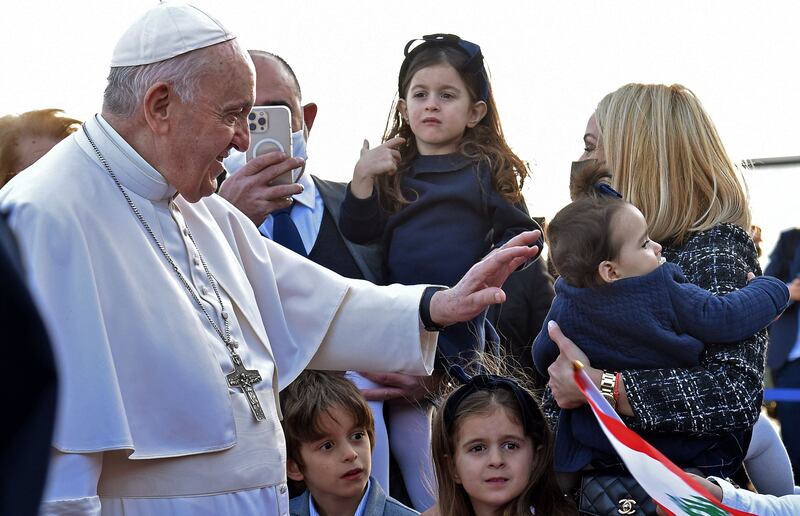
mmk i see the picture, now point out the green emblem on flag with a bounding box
[666,494,730,515]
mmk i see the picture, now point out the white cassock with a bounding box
[0,115,437,515]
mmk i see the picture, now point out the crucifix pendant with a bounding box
[226,351,266,421]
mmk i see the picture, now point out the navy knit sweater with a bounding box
[532,261,788,472]
[340,153,536,361]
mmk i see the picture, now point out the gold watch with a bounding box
[600,371,616,408]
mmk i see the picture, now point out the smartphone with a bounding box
[246,105,295,185]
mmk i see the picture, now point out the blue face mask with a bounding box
[291,127,308,161]
[291,126,308,181]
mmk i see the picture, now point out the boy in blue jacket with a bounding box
[281,371,419,516]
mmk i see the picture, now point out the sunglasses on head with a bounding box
[399,33,489,101]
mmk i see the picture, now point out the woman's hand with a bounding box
[547,321,594,409]
[547,321,634,415]
[350,137,404,199]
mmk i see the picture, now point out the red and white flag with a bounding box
[572,362,756,516]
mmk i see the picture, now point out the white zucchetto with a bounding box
[110,2,235,67]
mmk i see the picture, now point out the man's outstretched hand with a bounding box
[428,230,541,327]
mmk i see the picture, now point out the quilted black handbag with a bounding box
[577,473,657,515]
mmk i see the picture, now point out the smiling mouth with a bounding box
[216,149,230,163]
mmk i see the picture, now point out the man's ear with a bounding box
[302,102,318,132]
[598,260,620,283]
[142,82,174,135]
[397,99,409,123]
[286,458,305,482]
[466,101,487,128]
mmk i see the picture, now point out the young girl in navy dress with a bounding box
[426,366,574,516]
[340,34,538,510]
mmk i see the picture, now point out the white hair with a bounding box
[103,40,246,117]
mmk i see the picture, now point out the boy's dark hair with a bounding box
[279,371,375,469]
[547,161,627,288]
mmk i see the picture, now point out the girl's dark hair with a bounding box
[379,44,528,213]
[430,358,574,516]
[548,161,627,288]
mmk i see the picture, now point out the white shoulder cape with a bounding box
[0,116,435,459]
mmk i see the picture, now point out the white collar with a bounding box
[292,170,316,209]
[81,114,177,201]
[308,479,371,516]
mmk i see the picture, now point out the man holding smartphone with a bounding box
[0,5,540,513]
[219,52,440,499]
[220,51,383,283]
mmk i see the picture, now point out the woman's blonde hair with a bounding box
[594,83,750,246]
[0,108,80,187]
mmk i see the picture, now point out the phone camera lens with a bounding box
[258,117,267,126]
[248,113,256,120]
[249,123,256,131]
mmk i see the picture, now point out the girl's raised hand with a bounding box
[350,137,404,199]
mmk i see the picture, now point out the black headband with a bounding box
[398,33,489,102]
[443,365,542,437]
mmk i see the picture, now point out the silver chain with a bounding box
[81,124,235,352]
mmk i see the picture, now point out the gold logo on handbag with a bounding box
[617,498,636,514]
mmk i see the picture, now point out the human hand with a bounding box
[655,473,722,515]
[350,137,404,199]
[358,371,442,402]
[789,278,800,302]
[746,271,756,282]
[428,230,540,327]
[547,321,593,409]
[218,151,305,226]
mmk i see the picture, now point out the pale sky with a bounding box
[1,0,797,264]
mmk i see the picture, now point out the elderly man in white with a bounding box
[0,4,539,515]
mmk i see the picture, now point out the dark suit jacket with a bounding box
[313,176,384,284]
[766,228,800,369]
[0,214,58,515]
[289,479,418,516]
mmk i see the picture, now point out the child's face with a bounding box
[604,204,663,281]
[398,63,487,156]
[286,406,372,509]
[452,407,533,515]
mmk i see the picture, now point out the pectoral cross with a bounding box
[226,351,266,421]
